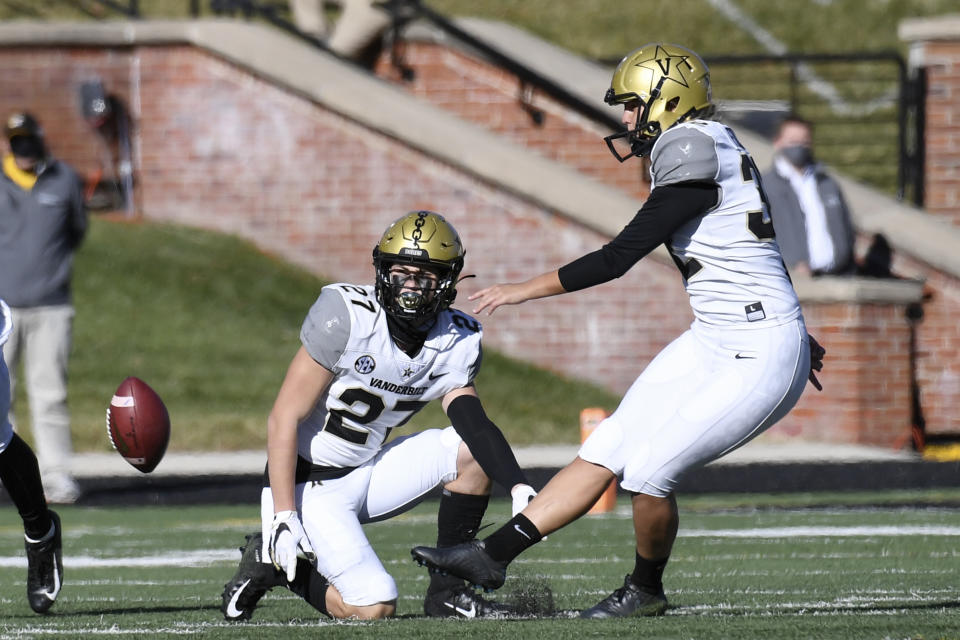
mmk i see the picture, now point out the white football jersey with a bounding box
[296,283,483,468]
[649,120,802,327]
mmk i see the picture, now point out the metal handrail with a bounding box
[596,50,921,205]
[389,1,621,131]
[60,1,923,204]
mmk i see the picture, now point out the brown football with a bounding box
[106,376,170,473]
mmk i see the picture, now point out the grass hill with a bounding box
[4,1,952,58]
[9,217,618,453]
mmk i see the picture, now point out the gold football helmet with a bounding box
[372,211,465,320]
[603,43,713,161]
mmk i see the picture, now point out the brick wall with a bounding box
[0,42,930,446]
[0,47,132,183]
[892,253,960,436]
[374,42,650,202]
[919,41,960,227]
[771,302,914,445]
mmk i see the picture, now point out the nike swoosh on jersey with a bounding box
[444,601,477,618]
[225,578,253,618]
[734,353,757,359]
[428,372,447,380]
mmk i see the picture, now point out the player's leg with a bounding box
[364,426,513,617]
[410,332,698,594]
[425,437,530,618]
[300,466,399,620]
[264,471,397,620]
[0,351,62,613]
[426,441,489,604]
[294,428,471,620]
[517,456,616,535]
[22,306,78,504]
[582,319,809,618]
[1,307,21,432]
[575,332,700,618]
[410,455,617,590]
[223,473,397,621]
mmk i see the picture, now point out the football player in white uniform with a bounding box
[0,299,64,613]
[221,211,538,621]
[412,43,826,618]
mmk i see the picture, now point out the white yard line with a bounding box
[679,525,960,537]
[0,549,238,569]
[1,522,956,569]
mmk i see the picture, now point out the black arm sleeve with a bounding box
[446,394,527,491]
[557,182,719,292]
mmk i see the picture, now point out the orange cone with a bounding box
[580,408,617,514]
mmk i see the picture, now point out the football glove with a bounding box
[268,510,316,582]
[510,484,537,517]
[808,333,826,391]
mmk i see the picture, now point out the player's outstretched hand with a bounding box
[808,333,826,391]
[268,510,316,582]
[469,283,529,316]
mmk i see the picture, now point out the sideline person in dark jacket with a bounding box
[762,115,856,277]
[0,112,87,504]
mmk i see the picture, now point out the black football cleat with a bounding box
[579,575,668,618]
[25,510,63,614]
[221,533,285,621]
[411,540,507,591]
[424,585,518,619]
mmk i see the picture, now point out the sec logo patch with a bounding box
[354,355,376,374]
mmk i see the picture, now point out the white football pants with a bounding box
[579,317,810,497]
[261,425,462,606]
[1,305,75,476]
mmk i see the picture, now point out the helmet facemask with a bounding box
[602,87,666,163]
[374,258,460,323]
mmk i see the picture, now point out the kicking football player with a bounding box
[412,43,826,618]
[0,298,64,613]
[221,211,538,621]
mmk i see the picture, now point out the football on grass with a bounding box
[106,377,170,473]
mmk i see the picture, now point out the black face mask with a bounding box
[10,135,45,161]
[780,145,814,169]
[385,313,435,357]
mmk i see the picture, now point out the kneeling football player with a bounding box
[0,299,64,614]
[221,211,537,620]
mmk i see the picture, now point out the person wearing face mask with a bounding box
[762,115,856,277]
[0,112,87,504]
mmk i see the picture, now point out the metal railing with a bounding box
[53,1,926,204]
[600,51,924,205]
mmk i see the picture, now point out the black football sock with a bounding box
[0,434,51,540]
[288,558,330,616]
[630,552,669,595]
[482,513,542,563]
[429,490,489,594]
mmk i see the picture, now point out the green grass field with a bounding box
[1,492,958,639]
